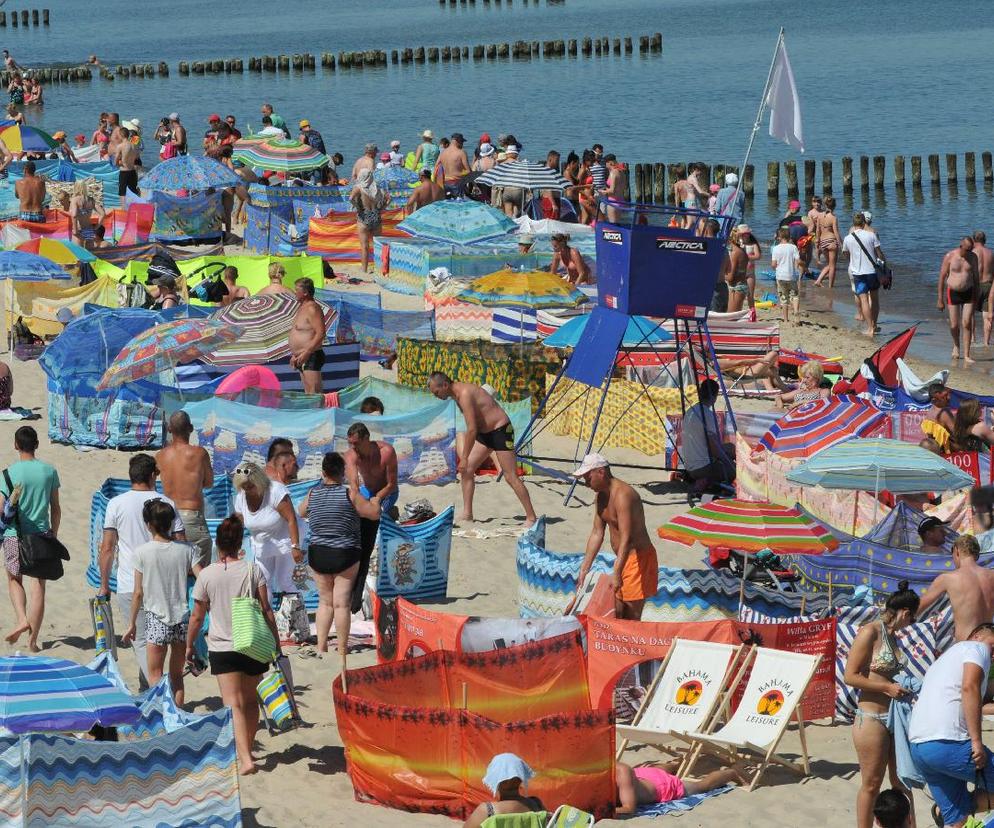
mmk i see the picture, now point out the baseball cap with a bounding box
[208,113,220,122]
[480,132,491,143]
[451,132,464,142]
[479,142,494,157]
[788,199,801,210]
[422,129,433,139]
[725,172,738,185]
[736,223,751,235]
[299,119,310,128]
[571,453,609,477]
[390,139,400,148]
[379,151,390,161]
[168,112,179,121]
[364,142,378,153]
[861,210,873,222]
[709,183,720,193]
[917,516,947,538]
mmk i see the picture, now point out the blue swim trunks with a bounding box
[359,486,398,513]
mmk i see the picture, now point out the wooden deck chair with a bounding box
[616,640,750,763]
[546,804,594,827]
[682,647,821,791]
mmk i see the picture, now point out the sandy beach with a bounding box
[5,262,994,827]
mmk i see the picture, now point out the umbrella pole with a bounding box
[738,554,747,613]
[19,734,26,824]
[870,462,882,595]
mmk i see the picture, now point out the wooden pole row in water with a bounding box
[0,10,50,26]
[0,66,90,84]
[763,153,994,198]
[178,58,249,75]
[625,161,754,204]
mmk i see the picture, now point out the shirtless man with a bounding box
[345,422,399,612]
[725,235,749,313]
[155,411,214,568]
[438,132,470,196]
[105,113,123,156]
[918,516,948,555]
[112,130,140,198]
[14,161,45,222]
[568,454,658,620]
[351,143,377,181]
[972,231,994,346]
[918,535,994,641]
[428,372,536,526]
[405,169,445,214]
[601,154,627,223]
[220,266,249,305]
[259,263,291,296]
[938,236,980,363]
[924,382,956,437]
[289,278,326,394]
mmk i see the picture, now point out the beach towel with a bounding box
[633,784,734,817]
[0,407,33,420]
[888,674,925,790]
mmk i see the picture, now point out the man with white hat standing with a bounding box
[567,453,658,620]
[713,172,746,226]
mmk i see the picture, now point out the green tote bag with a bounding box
[231,563,278,664]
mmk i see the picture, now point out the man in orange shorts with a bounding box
[569,453,658,620]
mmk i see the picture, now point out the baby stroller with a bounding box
[708,546,800,593]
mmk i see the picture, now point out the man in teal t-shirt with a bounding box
[0,426,60,652]
[260,102,290,139]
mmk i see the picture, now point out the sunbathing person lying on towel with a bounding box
[717,350,788,392]
[615,759,747,814]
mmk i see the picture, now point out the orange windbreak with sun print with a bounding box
[334,631,615,819]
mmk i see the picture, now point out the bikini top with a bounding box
[869,619,901,677]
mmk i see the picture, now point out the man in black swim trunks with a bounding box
[938,237,980,364]
[428,372,537,527]
[289,278,326,393]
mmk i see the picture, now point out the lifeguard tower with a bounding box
[516,200,737,501]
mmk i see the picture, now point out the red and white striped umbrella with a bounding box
[757,397,888,459]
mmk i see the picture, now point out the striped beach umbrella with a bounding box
[0,124,58,154]
[97,317,240,390]
[757,397,888,459]
[140,155,242,191]
[14,237,96,265]
[657,499,839,554]
[233,138,328,172]
[203,293,336,366]
[459,268,586,310]
[786,437,975,494]
[0,654,138,734]
[397,199,516,245]
[475,160,571,192]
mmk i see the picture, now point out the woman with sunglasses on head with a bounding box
[843,581,921,828]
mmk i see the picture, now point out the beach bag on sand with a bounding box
[231,564,278,664]
[275,593,310,645]
[257,655,301,734]
[90,595,117,658]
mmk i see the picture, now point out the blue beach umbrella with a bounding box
[397,199,517,245]
[139,155,242,192]
[0,654,139,734]
[543,312,672,349]
[786,437,975,494]
[373,166,419,186]
[0,251,72,281]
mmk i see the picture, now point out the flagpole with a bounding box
[731,27,785,205]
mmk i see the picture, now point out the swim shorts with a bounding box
[634,766,685,804]
[18,211,44,223]
[947,285,976,306]
[853,272,879,295]
[475,421,515,452]
[978,280,992,310]
[728,282,749,294]
[118,169,139,197]
[776,280,799,301]
[308,543,361,576]
[299,349,325,372]
[619,547,658,602]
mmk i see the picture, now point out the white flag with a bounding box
[766,37,804,153]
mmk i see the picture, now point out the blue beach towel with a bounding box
[632,784,734,818]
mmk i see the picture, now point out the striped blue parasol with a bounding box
[0,654,139,733]
[785,437,975,494]
[397,199,516,245]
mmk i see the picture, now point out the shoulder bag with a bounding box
[849,231,892,290]
[231,562,278,665]
[3,469,68,581]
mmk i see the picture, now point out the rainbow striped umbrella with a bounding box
[14,237,96,265]
[757,397,888,459]
[97,318,240,390]
[658,499,839,554]
[458,268,585,310]
[0,124,58,154]
[233,138,328,172]
[0,654,138,734]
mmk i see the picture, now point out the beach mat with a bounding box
[634,784,734,817]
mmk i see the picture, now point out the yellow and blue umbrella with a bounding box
[458,268,585,310]
[14,237,96,265]
[0,124,58,154]
[0,654,139,733]
[140,155,242,192]
[397,199,516,245]
[97,318,240,390]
